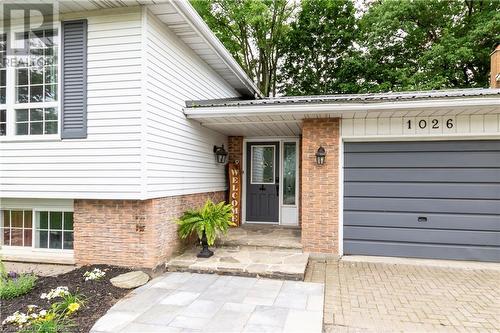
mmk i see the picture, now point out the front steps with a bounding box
[166,225,309,280]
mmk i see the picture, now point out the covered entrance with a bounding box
[244,139,299,226]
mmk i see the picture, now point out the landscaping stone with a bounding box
[110,271,150,289]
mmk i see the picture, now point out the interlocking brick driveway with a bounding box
[305,258,500,332]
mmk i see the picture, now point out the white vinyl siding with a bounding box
[143,10,238,197]
[0,9,143,199]
[341,114,500,138]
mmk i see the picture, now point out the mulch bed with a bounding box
[1,265,134,333]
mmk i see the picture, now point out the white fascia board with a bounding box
[170,0,262,98]
[184,97,500,119]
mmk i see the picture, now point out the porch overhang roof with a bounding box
[184,89,500,136]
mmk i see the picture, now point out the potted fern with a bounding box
[176,200,234,258]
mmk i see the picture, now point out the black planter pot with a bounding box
[197,230,214,258]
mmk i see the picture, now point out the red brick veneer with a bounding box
[74,191,225,269]
[301,118,340,254]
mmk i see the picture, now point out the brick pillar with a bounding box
[228,136,243,164]
[301,118,340,254]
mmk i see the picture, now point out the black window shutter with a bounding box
[61,20,87,139]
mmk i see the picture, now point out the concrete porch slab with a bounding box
[166,247,309,281]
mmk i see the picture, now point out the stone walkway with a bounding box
[91,272,324,333]
[305,257,500,332]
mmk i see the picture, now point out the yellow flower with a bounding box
[67,303,80,313]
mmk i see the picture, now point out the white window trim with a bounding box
[0,21,62,142]
[250,144,276,185]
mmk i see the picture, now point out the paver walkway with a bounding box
[305,257,500,333]
[91,272,324,333]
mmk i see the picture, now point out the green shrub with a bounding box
[0,273,37,300]
[176,200,234,245]
[51,292,85,316]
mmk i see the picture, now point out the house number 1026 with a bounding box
[407,118,453,130]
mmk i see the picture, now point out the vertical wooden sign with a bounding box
[228,161,241,226]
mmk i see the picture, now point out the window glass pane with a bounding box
[0,109,5,122]
[17,68,28,85]
[23,229,32,247]
[63,231,73,250]
[44,66,57,83]
[11,229,23,246]
[0,88,5,104]
[30,122,43,135]
[36,230,48,248]
[0,123,5,136]
[45,108,57,120]
[38,211,48,229]
[283,143,297,205]
[251,146,275,184]
[24,211,32,228]
[49,231,62,249]
[16,123,28,135]
[30,85,43,102]
[64,212,73,231]
[11,211,23,228]
[44,121,57,134]
[16,109,28,121]
[1,228,10,245]
[2,210,10,227]
[30,108,43,121]
[50,212,62,230]
[0,69,5,86]
[30,67,43,84]
[44,84,57,102]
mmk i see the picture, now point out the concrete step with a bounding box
[216,225,302,250]
[166,247,309,281]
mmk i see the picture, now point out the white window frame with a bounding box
[0,21,62,141]
[250,144,276,185]
[1,207,73,252]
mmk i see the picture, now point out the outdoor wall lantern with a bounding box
[213,145,228,164]
[315,146,326,165]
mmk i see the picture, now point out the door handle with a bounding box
[418,216,428,223]
[259,185,265,191]
[275,177,279,196]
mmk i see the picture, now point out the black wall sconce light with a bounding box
[213,145,228,164]
[315,146,326,165]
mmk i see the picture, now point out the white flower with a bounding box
[40,286,70,300]
[39,310,47,316]
[2,311,30,327]
[83,268,106,281]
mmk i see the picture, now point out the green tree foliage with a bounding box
[191,0,296,96]
[279,0,359,95]
[194,0,500,95]
[357,0,500,92]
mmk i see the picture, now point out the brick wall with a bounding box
[301,118,340,254]
[228,136,243,164]
[74,191,225,270]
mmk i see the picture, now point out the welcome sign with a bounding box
[228,162,241,226]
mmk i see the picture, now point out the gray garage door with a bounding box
[343,140,500,262]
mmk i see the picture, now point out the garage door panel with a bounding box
[345,197,500,215]
[345,140,500,153]
[344,212,500,231]
[343,140,500,262]
[345,151,500,168]
[343,241,500,262]
[345,183,500,199]
[344,226,500,246]
[345,168,500,183]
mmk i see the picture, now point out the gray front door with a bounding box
[344,140,500,262]
[246,142,280,223]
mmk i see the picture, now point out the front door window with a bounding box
[251,145,275,184]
